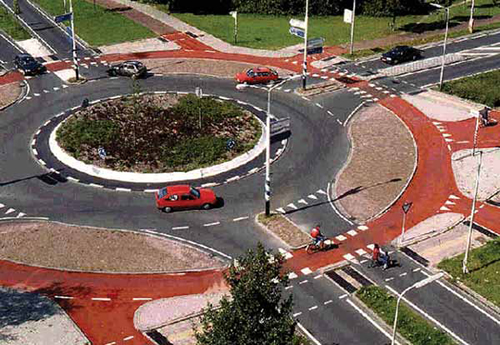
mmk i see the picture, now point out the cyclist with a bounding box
[310,225,326,248]
[372,244,381,266]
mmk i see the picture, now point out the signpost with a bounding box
[195,87,203,129]
[306,37,324,55]
[399,202,412,247]
[344,0,357,55]
[229,11,238,44]
[289,18,306,29]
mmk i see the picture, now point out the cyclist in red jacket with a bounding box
[310,225,325,247]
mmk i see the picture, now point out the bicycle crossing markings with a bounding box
[336,235,347,241]
[278,248,293,260]
[288,272,298,279]
[347,229,358,236]
[301,267,313,275]
[298,199,308,205]
[355,248,367,256]
[316,189,327,195]
[276,208,286,214]
[287,203,298,210]
[307,194,318,200]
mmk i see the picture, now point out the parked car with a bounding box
[14,53,46,75]
[381,46,422,65]
[155,185,218,213]
[235,67,279,84]
[107,60,147,79]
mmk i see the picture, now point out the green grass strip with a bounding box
[357,286,454,345]
[438,237,500,308]
[440,69,500,107]
[31,0,155,46]
[0,7,31,40]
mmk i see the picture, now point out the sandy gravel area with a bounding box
[0,82,21,109]
[140,58,295,79]
[257,214,311,248]
[334,104,416,223]
[0,221,225,272]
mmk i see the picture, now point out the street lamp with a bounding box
[236,75,301,216]
[302,0,309,90]
[430,3,449,91]
[391,273,444,345]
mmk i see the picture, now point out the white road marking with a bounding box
[299,280,308,285]
[297,322,322,345]
[203,222,220,227]
[233,216,249,222]
[132,298,153,301]
[324,300,333,305]
[298,199,308,205]
[54,295,74,299]
[308,305,318,311]
[336,235,347,241]
[293,312,302,317]
[385,285,469,345]
[172,226,189,230]
[105,342,116,345]
[399,272,407,277]
[307,194,318,200]
[339,294,348,299]
[143,189,159,193]
[347,229,358,236]
[201,182,217,187]
[412,268,421,272]
[89,183,103,188]
[123,336,134,341]
[385,277,394,282]
[287,203,298,210]
[5,208,15,214]
[91,297,111,301]
[343,253,355,261]
[316,103,323,108]
[449,195,460,199]
[346,298,398,343]
[301,267,313,275]
[32,148,38,156]
[440,206,451,211]
[66,177,79,182]
[276,207,286,214]
[445,200,455,205]
[367,244,375,250]
[317,189,327,195]
[314,274,323,279]
[16,212,26,218]
[288,272,298,279]
[355,248,367,256]
[285,286,293,290]
[115,188,131,192]
[226,176,240,182]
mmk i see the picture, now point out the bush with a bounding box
[162,136,228,169]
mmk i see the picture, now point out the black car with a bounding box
[107,60,147,79]
[381,46,422,65]
[14,53,46,75]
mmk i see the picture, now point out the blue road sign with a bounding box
[289,26,305,38]
[55,12,72,23]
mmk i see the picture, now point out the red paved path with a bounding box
[2,32,500,344]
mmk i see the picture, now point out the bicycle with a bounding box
[305,238,335,254]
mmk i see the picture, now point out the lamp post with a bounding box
[69,0,79,80]
[391,273,444,345]
[236,75,300,216]
[463,150,483,274]
[430,3,449,91]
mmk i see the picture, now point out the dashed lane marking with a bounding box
[299,280,308,285]
[54,295,74,299]
[298,199,308,205]
[315,103,323,108]
[314,274,323,279]
[285,286,293,290]
[91,297,111,301]
[289,272,298,279]
[287,203,298,210]
[132,298,153,301]
[307,194,318,200]
[115,188,131,192]
[172,226,189,230]
[203,222,220,227]
[412,268,421,272]
[308,305,318,311]
[324,300,333,305]
[347,229,358,236]
[293,312,302,317]
[385,277,394,282]
[233,216,249,222]
[339,294,348,299]
[123,336,134,341]
[400,272,407,277]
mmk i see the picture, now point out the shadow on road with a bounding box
[0,169,67,187]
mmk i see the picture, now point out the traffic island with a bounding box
[0,81,23,110]
[256,213,311,249]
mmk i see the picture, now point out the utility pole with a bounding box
[349,0,356,55]
[469,0,475,33]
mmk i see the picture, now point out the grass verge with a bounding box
[438,237,500,308]
[357,286,455,345]
[439,69,500,108]
[257,213,311,248]
[31,0,155,46]
[0,7,31,40]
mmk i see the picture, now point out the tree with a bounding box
[195,243,299,345]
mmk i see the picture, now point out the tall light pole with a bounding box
[463,150,483,274]
[69,0,79,80]
[302,0,309,90]
[391,273,444,345]
[236,75,300,216]
[431,3,449,91]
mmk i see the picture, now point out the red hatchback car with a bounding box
[235,67,279,84]
[155,185,217,213]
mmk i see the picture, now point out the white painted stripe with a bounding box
[276,207,286,214]
[400,272,407,277]
[297,322,322,345]
[66,177,79,182]
[285,286,293,290]
[317,189,327,195]
[293,312,302,317]
[287,203,298,210]
[336,235,347,241]
[132,298,153,301]
[440,206,451,211]
[123,336,134,341]
[307,194,318,200]
[299,280,309,285]
[316,103,323,108]
[346,298,398,343]
[445,200,455,205]
[301,267,313,275]
[339,294,348,299]
[367,244,375,250]
[38,159,46,166]
[347,229,358,236]
[5,208,15,215]
[32,148,38,156]
[91,298,111,301]
[233,216,249,222]
[201,183,217,188]
[412,268,421,272]
[31,139,36,146]
[54,295,74,299]
[355,248,367,256]
[89,183,103,188]
[357,225,368,231]
[308,305,318,311]
[16,212,26,218]
[385,277,394,282]
[298,199,308,205]
[172,226,189,230]
[324,299,333,305]
[115,188,131,192]
[226,176,240,182]
[343,253,355,261]
[104,342,116,345]
[385,285,469,345]
[360,259,368,264]
[449,195,460,200]
[288,272,298,279]
[203,222,220,227]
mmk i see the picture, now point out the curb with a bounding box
[254,213,311,251]
[0,218,229,274]
[0,80,28,112]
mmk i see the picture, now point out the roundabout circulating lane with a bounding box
[1,73,362,258]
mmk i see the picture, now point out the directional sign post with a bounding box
[289,18,306,29]
[399,202,412,247]
[306,37,324,55]
[289,26,305,38]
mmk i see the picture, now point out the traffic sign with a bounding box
[289,18,306,30]
[402,202,412,214]
[289,26,305,38]
[344,9,353,24]
[55,12,72,23]
[307,37,325,48]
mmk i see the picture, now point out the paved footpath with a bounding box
[2,5,500,344]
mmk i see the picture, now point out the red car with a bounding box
[235,67,279,84]
[155,185,217,213]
